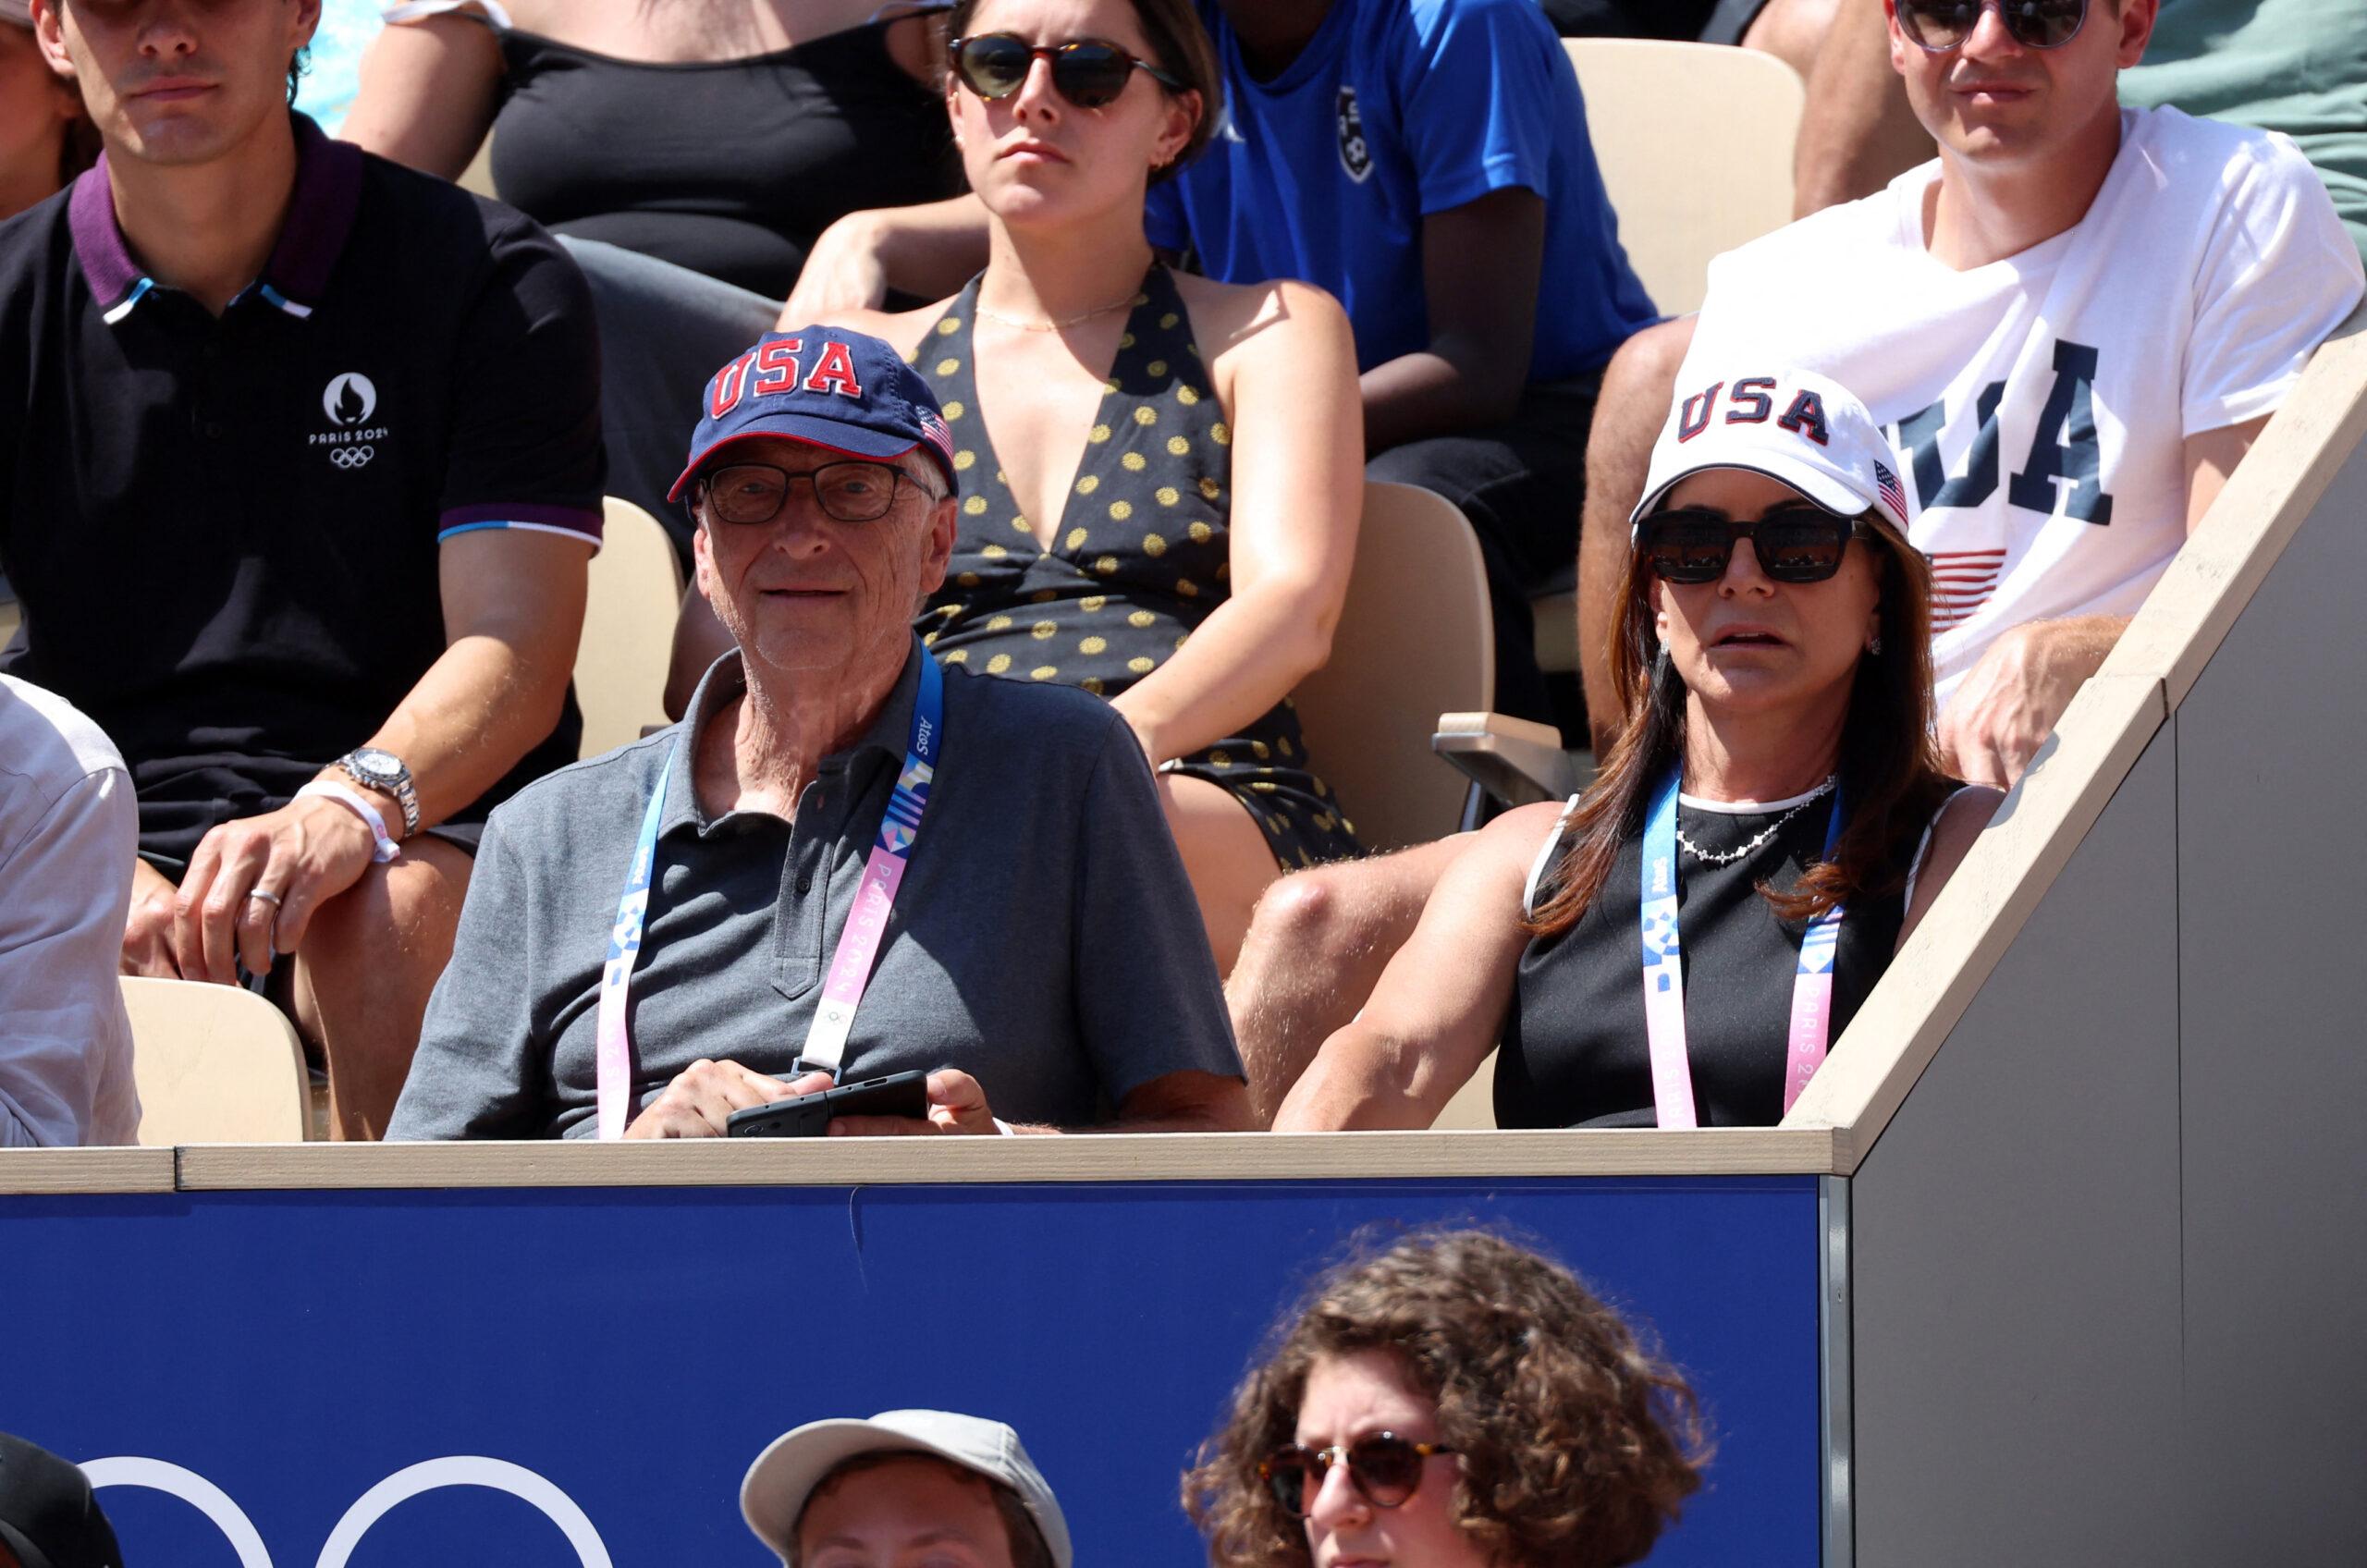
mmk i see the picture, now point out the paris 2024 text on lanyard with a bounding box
[592,655,946,1139]
[1638,766,1845,1127]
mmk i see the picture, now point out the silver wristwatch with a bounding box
[337,748,420,838]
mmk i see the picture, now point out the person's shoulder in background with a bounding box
[0,673,126,806]
[1694,158,1925,317]
[2121,1,2367,265]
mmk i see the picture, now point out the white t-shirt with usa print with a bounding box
[1680,105,2362,704]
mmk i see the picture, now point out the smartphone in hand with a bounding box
[726,1070,931,1138]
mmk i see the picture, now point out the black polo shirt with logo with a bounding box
[0,114,605,866]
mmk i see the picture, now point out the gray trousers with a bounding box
[559,237,782,565]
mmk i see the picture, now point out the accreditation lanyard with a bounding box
[593,655,947,1139]
[1638,767,1846,1129]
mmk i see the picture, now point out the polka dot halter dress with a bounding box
[915,264,1362,871]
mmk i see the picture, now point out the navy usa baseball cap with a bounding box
[669,325,958,503]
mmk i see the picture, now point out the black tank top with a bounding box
[1497,786,1911,1129]
[486,21,963,296]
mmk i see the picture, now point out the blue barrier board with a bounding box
[1,1175,1822,1566]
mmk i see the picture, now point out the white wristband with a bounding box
[297,781,402,864]
[992,1117,1016,1136]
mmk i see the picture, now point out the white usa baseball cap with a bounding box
[741,1409,1073,1568]
[1633,368,1910,534]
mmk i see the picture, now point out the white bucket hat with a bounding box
[741,1409,1073,1568]
[1633,367,1910,534]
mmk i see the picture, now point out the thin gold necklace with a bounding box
[975,294,1136,332]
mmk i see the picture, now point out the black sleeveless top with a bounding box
[914,266,1363,872]
[1498,785,1910,1129]
[484,21,963,296]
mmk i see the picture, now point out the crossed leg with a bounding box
[286,837,473,1140]
[1225,835,1473,1125]
[1157,774,1287,981]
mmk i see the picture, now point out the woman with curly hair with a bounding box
[1184,1229,1706,1568]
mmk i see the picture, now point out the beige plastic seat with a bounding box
[1292,483,1495,854]
[122,975,309,1144]
[1563,38,1805,317]
[1530,41,1809,678]
[574,496,687,758]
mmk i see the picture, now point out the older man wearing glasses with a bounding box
[389,325,1248,1141]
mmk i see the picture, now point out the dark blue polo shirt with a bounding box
[0,115,606,866]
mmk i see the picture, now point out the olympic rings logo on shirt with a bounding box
[78,1454,614,1567]
[328,445,374,470]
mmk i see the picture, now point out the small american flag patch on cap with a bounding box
[918,408,954,466]
[1873,459,1907,523]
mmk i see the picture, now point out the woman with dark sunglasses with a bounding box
[1185,1229,1704,1568]
[1274,370,2000,1133]
[679,0,1367,974]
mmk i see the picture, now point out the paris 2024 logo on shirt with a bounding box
[1336,86,1372,183]
[311,371,388,471]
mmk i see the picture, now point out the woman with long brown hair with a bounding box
[1274,370,1999,1131]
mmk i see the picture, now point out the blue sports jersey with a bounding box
[1147,0,1657,380]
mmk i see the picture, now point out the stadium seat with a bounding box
[574,496,686,758]
[1562,38,1805,317]
[1528,40,1809,679]
[1292,483,1495,853]
[121,975,309,1144]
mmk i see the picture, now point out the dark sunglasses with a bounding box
[1258,1434,1456,1519]
[1895,0,2089,52]
[1638,505,1871,585]
[691,460,934,526]
[950,33,1184,110]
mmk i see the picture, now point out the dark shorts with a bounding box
[1697,0,1772,45]
[139,814,480,1008]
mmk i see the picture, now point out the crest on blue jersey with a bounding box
[1336,86,1372,184]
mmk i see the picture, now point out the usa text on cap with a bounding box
[670,326,959,503]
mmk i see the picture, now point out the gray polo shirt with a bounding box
[388,642,1240,1139]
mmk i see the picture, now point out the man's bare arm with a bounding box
[779,196,996,325]
[1791,0,1932,217]
[1934,416,2272,788]
[169,530,590,981]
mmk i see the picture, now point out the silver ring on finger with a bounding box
[246,887,284,959]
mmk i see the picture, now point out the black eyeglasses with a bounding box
[691,460,935,526]
[1895,0,2089,52]
[1258,1434,1456,1519]
[1638,505,1870,585]
[950,33,1184,110]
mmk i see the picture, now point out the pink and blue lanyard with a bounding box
[593,655,946,1139]
[1638,766,1845,1128]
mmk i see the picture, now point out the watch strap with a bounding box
[297,781,402,864]
[338,751,421,836]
